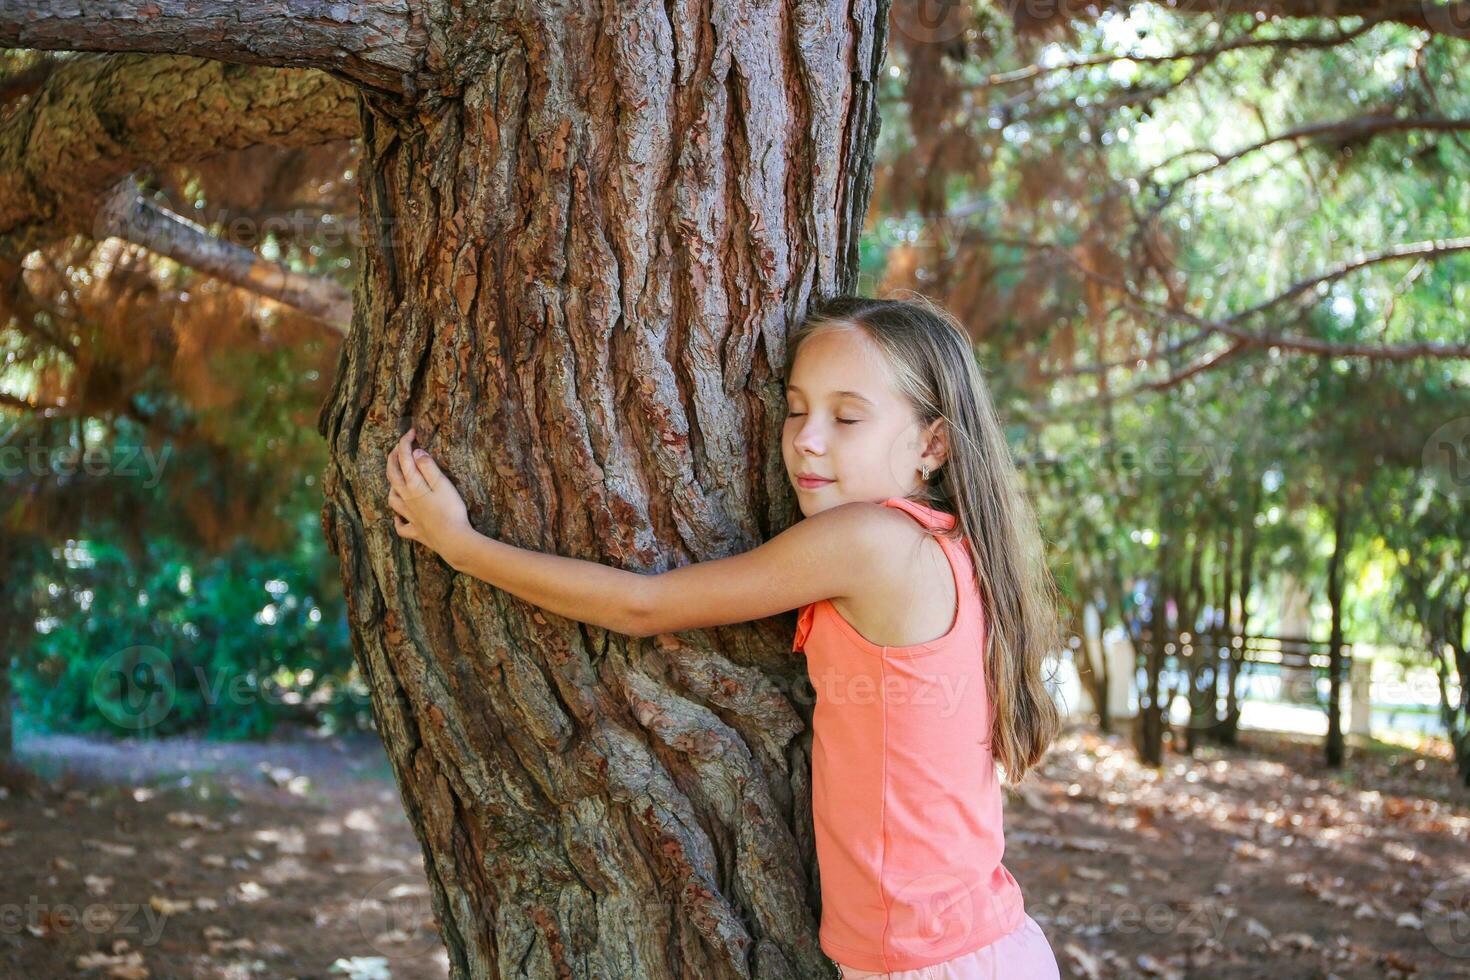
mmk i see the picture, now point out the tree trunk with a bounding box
[316,4,890,977]
[1452,602,1470,789]
[1181,533,1204,755]
[1135,541,1169,767]
[1325,479,1351,768]
[1217,486,1260,747]
[1205,525,1232,738]
[1070,593,1106,730]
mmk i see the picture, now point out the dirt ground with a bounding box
[1,721,1465,979]
[1,727,447,980]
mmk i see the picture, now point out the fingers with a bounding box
[411,448,442,490]
[397,430,429,496]
[393,513,420,541]
[388,487,407,518]
[387,428,435,500]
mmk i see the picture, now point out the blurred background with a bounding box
[2,2,1468,977]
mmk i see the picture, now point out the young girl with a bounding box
[386,293,1063,979]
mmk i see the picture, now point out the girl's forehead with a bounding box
[789,327,898,399]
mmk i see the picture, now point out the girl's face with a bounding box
[782,325,946,517]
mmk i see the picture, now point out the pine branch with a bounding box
[976,18,1391,90]
[0,54,359,259]
[0,0,426,97]
[1146,115,1470,190]
[95,178,351,331]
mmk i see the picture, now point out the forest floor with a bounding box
[0,720,1465,979]
[1005,724,1469,979]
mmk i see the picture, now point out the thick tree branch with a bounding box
[0,53,359,259]
[95,177,351,331]
[1224,237,1470,324]
[1034,326,1216,381]
[1071,338,1255,400]
[0,0,426,97]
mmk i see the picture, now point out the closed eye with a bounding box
[786,412,861,425]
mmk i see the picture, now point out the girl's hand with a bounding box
[386,428,470,559]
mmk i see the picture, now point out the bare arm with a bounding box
[442,530,651,635]
[624,502,890,637]
[443,501,889,638]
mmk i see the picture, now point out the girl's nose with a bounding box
[792,419,825,455]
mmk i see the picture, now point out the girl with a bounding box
[386,293,1063,979]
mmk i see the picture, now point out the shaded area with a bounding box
[1,725,446,980]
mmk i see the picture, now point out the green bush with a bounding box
[14,523,367,740]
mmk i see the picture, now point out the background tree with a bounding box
[867,0,1469,768]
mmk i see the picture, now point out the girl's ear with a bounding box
[922,417,950,469]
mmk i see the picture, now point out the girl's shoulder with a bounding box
[813,497,969,649]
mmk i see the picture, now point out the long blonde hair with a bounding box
[785,292,1062,784]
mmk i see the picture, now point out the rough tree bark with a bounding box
[312,2,890,974]
[5,0,890,973]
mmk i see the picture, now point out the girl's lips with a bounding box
[797,476,834,489]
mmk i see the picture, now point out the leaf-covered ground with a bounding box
[1006,726,1470,979]
[0,729,446,980]
[1,722,1465,979]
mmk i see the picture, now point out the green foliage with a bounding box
[12,516,363,741]
[864,10,1470,762]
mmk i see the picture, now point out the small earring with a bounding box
[921,463,930,480]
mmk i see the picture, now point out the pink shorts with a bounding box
[833,914,1060,980]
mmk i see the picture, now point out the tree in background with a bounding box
[868,0,1470,767]
[0,127,356,759]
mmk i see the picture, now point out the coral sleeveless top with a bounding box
[791,495,1025,972]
